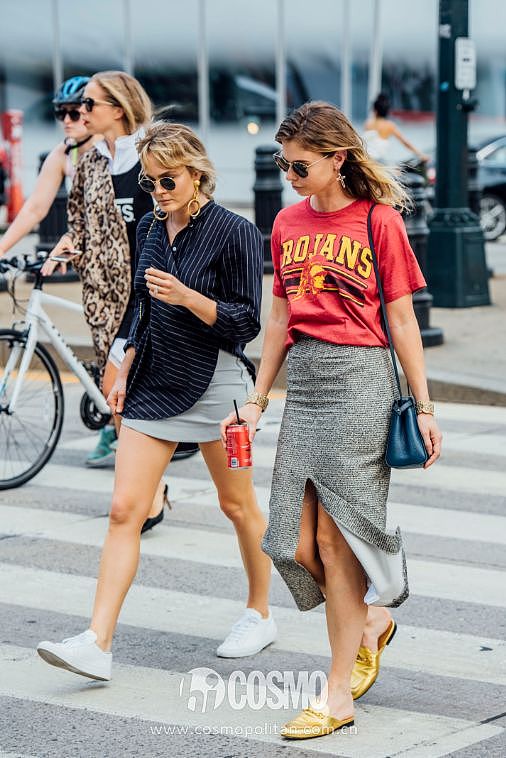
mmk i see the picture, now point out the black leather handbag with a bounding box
[367,205,429,469]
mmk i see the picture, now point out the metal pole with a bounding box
[123,0,134,75]
[427,0,490,307]
[254,145,283,273]
[367,0,383,108]
[340,0,351,116]
[276,0,287,125]
[198,0,209,143]
[52,0,63,91]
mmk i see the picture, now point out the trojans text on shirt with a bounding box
[281,232,373,281]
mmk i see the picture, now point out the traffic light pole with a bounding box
[427,0,491,307]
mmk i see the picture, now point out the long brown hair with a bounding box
[275,101,411,211]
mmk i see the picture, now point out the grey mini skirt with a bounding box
[262,337,409,612]
[122,350,254,443]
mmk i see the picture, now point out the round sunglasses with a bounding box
[138,174,176,193]
[54,107,81,122]
[273,151,331,178]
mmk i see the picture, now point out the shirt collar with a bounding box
[95,128,144,174]
[188,198,215,227]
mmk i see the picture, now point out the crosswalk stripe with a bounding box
[5,494,506,547]
[60,427,506,459]
[20,454,506,506]
[436,431,506,457]
[390,462,506,496]
[2,505,506,608]
[23,448,506,497]
[394,725,504,758]
[1,643,502,757]
[429,402,506,425]
[1,564,505,687]
[388,502,506,545]
[22,464,270,508]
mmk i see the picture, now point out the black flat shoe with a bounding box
[172,442,199,460]
[141,484,170,534]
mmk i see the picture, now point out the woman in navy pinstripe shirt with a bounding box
[35,122,277,682]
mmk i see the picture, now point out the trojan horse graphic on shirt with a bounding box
[281,231,374,306]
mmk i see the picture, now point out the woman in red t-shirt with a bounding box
[222,101,442,740]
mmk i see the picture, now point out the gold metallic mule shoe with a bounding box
[351,619,397,700]
[281,707,354,740]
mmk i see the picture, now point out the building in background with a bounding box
[0,0,505,204]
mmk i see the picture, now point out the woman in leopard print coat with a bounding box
[43,70,152,383]
[66,147,132,374]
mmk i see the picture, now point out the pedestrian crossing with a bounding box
[2,506,506,607]
[0,395,505,757]
[0,562,504,686]
[1,643,501,758]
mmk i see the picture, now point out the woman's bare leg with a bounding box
[90,426,177,650]
[293,487,392,642]
[361,605,393,651]
[315,502,367,718]
[199,440,271,617]
[102,360,164,519]
[294,481,326,593]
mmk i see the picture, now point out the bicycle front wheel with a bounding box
[0,329,64,489]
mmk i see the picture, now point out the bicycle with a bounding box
[0,253,111,489]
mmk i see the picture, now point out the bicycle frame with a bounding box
[5,285,110,415]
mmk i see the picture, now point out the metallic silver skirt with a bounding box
[262,337,409,611]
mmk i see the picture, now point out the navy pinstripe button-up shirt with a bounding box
[122,201,263,420]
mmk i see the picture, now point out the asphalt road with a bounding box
[0,387,505,757]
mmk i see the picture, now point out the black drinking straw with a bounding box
[233,399,241,424]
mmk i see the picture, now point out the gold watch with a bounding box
[245,391,269,412]
[415,400,434,415]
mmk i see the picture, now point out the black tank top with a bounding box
[112,161,153,339]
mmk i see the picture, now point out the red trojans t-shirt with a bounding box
[271,197,426,348]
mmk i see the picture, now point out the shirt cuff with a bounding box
[210,300,232,338]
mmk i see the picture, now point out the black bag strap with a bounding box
[367,203,403,398]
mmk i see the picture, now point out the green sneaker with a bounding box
[86,426,117,468]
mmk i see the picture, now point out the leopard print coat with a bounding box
[67,148,131,379]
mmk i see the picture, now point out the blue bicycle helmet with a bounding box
[53,76,90,105]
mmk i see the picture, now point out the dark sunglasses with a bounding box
[80,96,116,112]
[54,107,81,122]
[273,151,331,178]
[138,174,176,193]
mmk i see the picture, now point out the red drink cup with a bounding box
[226,423,252,469]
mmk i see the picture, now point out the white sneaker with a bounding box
[37,629,112,681]
[216,608,277,658]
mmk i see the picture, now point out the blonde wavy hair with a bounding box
[136,121,216,197]
[90,71,152,135]
[276,101,411,212]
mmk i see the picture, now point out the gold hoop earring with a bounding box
[153,205,168,221]
[187,179,201,219]
[336,172,346,189]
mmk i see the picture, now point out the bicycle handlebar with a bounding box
[0,252,48,275]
